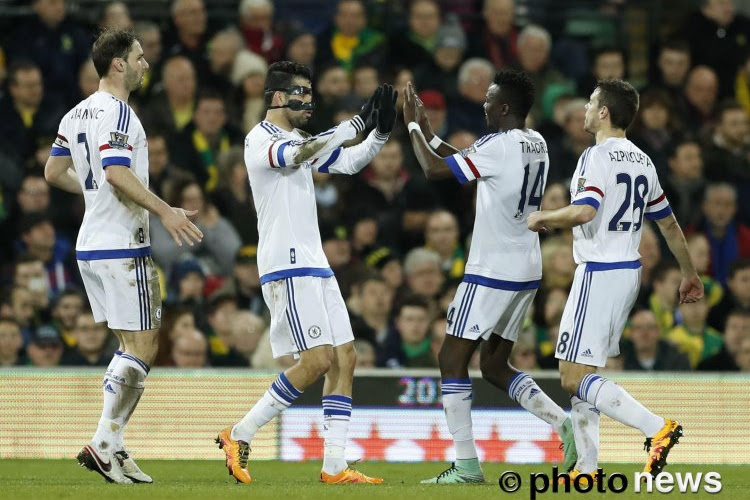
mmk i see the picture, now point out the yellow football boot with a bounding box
[643,419,683,477]
[215,427,252,484]
[320,467,384,484]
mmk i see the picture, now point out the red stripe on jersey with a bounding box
[99,144,133,151]
[268,143,276,168]
[464,157,481,179]
[584,186,604,197]
[647,192,666,207]
[57,133,68,142]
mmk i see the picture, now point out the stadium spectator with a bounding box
[735,335,750,371]
[154,305,196,366]
[212,246,265,317]
[12,254,49,313]
[353,338,376,368]
[212,148,258,244]
[0,61,65,169]
[702,100,750,222]
[147,132,176,199]
[206,294,245,367]
[204,28,245,96]
[424,210,464,279]
[283,26,316,68]
[446,58,493,136]
[163,0,211,79]
[352,64,380,102]
[546,98,590,183]
[131,21,163,106]
[693,183,750,285]
[621,308,691,371]
[306,64,353,134]
[152,177,241,277]
[48,288,84,348]
[0,286,35,345]
[540,236,575,290]
[389,0,441,69]
[418,91,448,139]
[532,286,568,361]
[77,60,99,101]
[99,1,132,31]
[350,274,393,348]
[629,89,682,178]
[648,261,682,336]
[687,233,724,308]
[229,50,268,132]
[678,65,719,135]
[315,0,387,73]
[363,246,403,293]
[170,91,243,192]
[577,47,627,100]
[17,213,76,295]
[645,39,691,95]
[681,0,750,98]
[513,24,568,124]
[708,258,750,330]
[5,0,89,106]
[662,137,706,228]
[226,310,265,367]
[167,259,206,317]
[429,314,447,365]
[403,247,444,302]
[509,330,539,371]
[26,324,63,367]
[60,310,112,366]
[0,318,25,367]
[140,56,197,137]
[469,0,519,68]
[238,0,284,64]
[413,17,466,109]
[668,297,723,368]
[737,50,750,115]
[699,309,750,370]
[379,295,434,368]
[171,328,208,368]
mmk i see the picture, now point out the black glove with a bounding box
[358,86,382,132]
[375,84,398,135]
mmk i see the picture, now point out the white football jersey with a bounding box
[51,91,150,260]
[445,129,549,286]
[245,117,388,283]
[569,137,672,264]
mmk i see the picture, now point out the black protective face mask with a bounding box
[266,85,315,111]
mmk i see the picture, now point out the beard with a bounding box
[124,67,144,92]
[286,109,311,129]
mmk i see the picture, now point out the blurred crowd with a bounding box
[1,0,750,373]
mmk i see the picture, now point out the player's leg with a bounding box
[422,282,484,484]
[318,276,382,484]
[559,267,681,477]
[479,288,577,472]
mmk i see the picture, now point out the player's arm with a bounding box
[403,82,454,179]
[404,83,459,158]
[105,166,203,247]
[528,204,597,231]
[44,155,82,194]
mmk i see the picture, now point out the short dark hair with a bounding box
[594,45,626,62]
[660,39,690,55]
[726,308,750,324]
[652,259,680,284]
[394,295,430,317]
[14,253,43,267]
[196,89,226,108]
[716,99,744,120]
[0,316,21,331]
[493,69,535,119]
[264,61,312,105]
[91,28,139,78]
[667,134,700,159]
[729,258,750,279]
[595,78,639,130]
[7,60,41,86]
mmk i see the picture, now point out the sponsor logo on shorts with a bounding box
[581,348,593,358]
[155,308,162,320]
[308,325,322,339]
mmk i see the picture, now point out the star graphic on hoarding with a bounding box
[414,424,454,461]
[292,423,324,460]
[475,424,513,462]
[353,423,396,460]
[537,432,564,463]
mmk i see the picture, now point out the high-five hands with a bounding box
[375,84,398,134]
[402,82,432,135]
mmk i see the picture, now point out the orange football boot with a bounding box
[557,469,598,487]
[321,467,384,484]
[215,427,252,484]
[643,419,683,477]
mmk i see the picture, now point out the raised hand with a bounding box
[359,85,382,131]
[376,83,398,134]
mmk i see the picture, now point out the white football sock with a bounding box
[442,379,478,461]
[578,374,665,437]
[232,372,302,443]
[570,395,600,473]
[507,372,568,431]
[321,395,351,475]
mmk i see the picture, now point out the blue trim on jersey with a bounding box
[276,141,289,167]
[76,247,152,260]
[260,122,274,135]
[572,197,600,210]
[445,155,468,184]
[50,146,71,156]
[117,102,123,131]
[267,122,283,133]
[645,205,673,220]
[102,156,132,168]
[317,147,341,173]
[260,267,334,284]
[318,128,336,137]
[584,260,642,272]
[474,133,498,148]
[579,147,592,175]
[463,274,541,291]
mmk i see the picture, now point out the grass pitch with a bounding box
[0,460,747,500]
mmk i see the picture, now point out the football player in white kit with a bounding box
[402,70,577,483]
[528,79,704,482]
[216,62,396,484]
[44,29,203,484]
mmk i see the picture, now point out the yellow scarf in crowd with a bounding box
[192,130,230,192]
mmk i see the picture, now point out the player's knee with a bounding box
[560,370,582,395]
